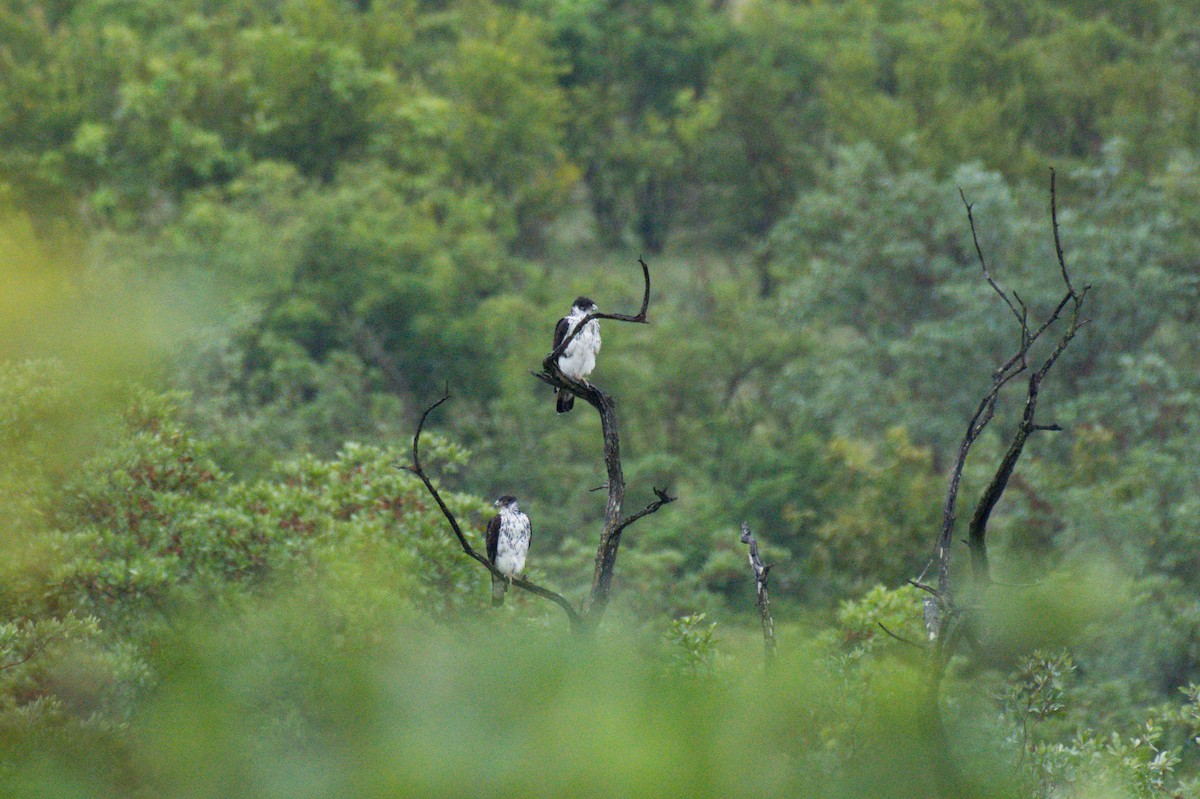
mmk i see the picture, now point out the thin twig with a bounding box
[1050,168,1076,296]
[961,189,1023,330]
[542,257,652,372]
[0,642,53,672]
[610,487,677,539]
[908,579,941,599]
[878,622,925,650]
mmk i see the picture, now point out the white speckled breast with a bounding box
[558,316,601,381]
[494,507,531,577]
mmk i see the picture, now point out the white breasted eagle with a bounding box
[552,296,601,413]
[485,495,531,606]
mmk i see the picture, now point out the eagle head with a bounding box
[572,296,597,313]
[494,494,519,509]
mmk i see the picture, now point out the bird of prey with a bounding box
[552,296,601,413]
[485,495,531,606]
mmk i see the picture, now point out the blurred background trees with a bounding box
[4,0,1200,795]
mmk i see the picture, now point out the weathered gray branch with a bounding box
[740,522,776,663]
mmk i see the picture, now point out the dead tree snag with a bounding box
[409,259,675,634]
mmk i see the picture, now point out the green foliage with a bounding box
[46,390,493,635]
[664,612,719,676]
[999,649,1073,761]
[434,6,575,250]
[551,0,727,250]
[834,584,928,655]
[809,429,942,598]
[0,380,506,749]
[0,606,1031,799]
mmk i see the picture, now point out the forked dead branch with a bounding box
[533,258,676,626]
[896,170,1092,799]
[408,259,675,633]
[918,168,1090,679]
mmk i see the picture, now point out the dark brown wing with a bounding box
[552,316,570,352]
[485,513,501,564]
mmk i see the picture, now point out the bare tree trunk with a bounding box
[910,172,1089,797]
[919,169,1088,628]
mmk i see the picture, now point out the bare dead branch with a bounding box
[404,394,584,632]
[930,171,1088,632]
[918,182,1092,788]
[406,260,671,632]
[961,189,1024,332]
[908,579,941,598]
[534,258,673,628]
[878,622,925,650]
[612,487,677,537]
[541,257,651,372]
[1050,168,1076,297]
[966,223,1088,584]
[740,522,777,662]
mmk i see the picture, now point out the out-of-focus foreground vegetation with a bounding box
[4,0,1200,795]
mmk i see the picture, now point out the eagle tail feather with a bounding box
[492,573,507,606]
[556,390,574,414]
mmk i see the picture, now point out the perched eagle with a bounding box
[485,495,531,606]
[552,296,601,413]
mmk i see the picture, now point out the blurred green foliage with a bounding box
[4,0,1200,794]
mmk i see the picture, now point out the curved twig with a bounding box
[613,487,677,538]
[542,257,652,372]
[403,393,584,631]
[0,637,57,672]
[878,622,925,650]
[961,189,1024,332]
[1050,168,1076,297]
